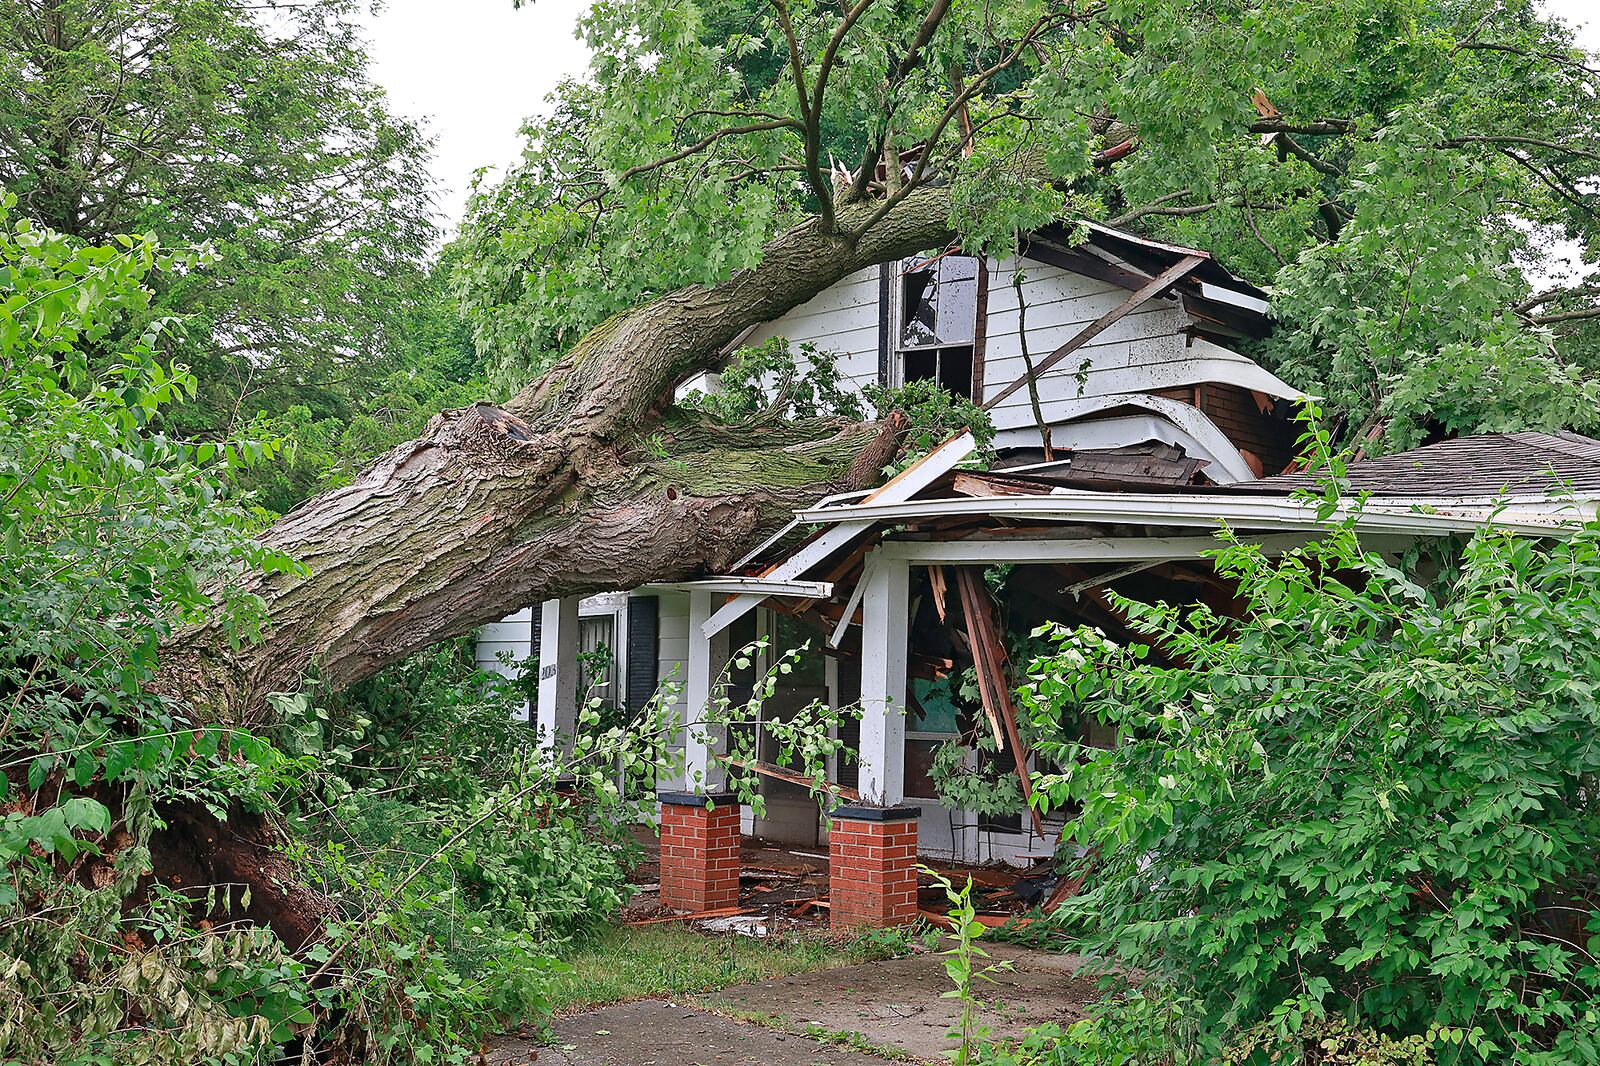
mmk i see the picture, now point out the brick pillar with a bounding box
[658,792,741,913]
[829,804,920,930]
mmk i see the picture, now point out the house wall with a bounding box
[483,248,1300,861]
[735,256,1297,482]
[476,607,536,722]
[743,266,883,391]
[980,255,1191,422]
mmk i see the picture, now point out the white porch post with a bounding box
[858,548,910,806]
[684,589,731,793]
[536,595,581,753]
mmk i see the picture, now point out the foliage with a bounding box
[684,336,867,422]
[288,640,649,951]
[235,265,486,515]
[974,985,1199,1066]
[461,0,1600,453]
[927,868,1013,1066]
[929,734,1024,821]
[1018,510,1600,1063]
[0,207,320,1062]
[683,337,994,476]
[0,0,438,445]
[865,379,996,475]
[703,637,859,819]
[0,211,563,1064]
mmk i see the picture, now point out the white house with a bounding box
[475,223,1600,927]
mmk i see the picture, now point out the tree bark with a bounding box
[161,185,956,722]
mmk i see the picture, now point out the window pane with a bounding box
[904,738,943,799]
[900,255,978,349]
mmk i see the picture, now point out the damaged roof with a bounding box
[1227,431,1600,500]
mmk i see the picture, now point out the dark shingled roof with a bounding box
[1229,431,1600,498]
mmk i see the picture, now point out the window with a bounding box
[577,615,616,705]
[898,253,980,398]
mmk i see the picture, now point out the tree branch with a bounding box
[1107,189,1219,226]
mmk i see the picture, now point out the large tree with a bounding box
[0,0,437,436]
[163,0,1600,723]
[45,0,1577,973]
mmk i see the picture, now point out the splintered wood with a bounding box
[954,567,1046,838]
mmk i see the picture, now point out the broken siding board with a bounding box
[983,355,1296,430]
[954,567,1046,837]
[985,255,1207,411]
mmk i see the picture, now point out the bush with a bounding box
[1019,517,1600,1064]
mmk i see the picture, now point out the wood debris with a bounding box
[955,566,1046,837]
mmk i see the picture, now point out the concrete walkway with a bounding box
[488,942,1101,1065]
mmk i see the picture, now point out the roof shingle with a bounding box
[1230,431,1600,498]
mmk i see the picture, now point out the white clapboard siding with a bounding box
[744,266,882,391]
[475,606,535,678]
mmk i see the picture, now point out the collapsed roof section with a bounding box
[695,431,1600,639]
[1026,221,1272,344]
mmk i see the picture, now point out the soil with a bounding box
[486,941,1104,1065]
[488,1000,892,1065]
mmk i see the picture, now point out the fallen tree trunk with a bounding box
[162,184,955,723]
[126,186,957,976]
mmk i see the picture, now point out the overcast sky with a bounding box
[361,0,1599,232]
[361,0,593,227]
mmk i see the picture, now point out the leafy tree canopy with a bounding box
[460,0,1600,451]
[0,0,442,442]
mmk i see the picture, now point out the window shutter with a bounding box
[625,594,659,713]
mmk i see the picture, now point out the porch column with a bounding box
[659,588,739,912]
[683,588,732,793]
[536,595,581,756]
[832,549,920,929]
[858,548,909,805]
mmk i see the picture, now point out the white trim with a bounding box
[684,590,731,793]
[793,492,1583,538]
[872,533,1417,565]
[828,553,878,648]
[730,489,872,571]
[857,550,910,806]
[1198,282,1271,314]
[997,409,1248,484]
[650,578,834,598]
[994,394,1271,484]
[536,596,581,753]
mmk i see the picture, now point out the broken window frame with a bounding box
[893,252,983,398]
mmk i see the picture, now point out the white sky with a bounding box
[361,0,594,228]
[361,0,1599,233]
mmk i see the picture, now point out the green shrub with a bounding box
[1019,515,1600,1064]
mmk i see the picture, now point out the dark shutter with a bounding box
[625,594,659,713]
[528,608,542,669]
[877,261,893,387]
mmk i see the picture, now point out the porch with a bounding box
[524,432,1590,929]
